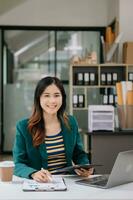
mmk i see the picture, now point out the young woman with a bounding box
[13,76,93,182]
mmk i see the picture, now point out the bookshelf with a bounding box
[69,63,130,115]
[69,63,133,169]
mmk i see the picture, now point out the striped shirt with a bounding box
[45,131,67,174]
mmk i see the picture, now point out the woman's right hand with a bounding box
[31,169,53,183]
[75,167,94,177]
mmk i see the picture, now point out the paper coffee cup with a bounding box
[0,161,15,182]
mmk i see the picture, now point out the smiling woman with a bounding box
[13,76,93,182]
[28,76,68,147]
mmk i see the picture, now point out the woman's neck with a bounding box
[43,113,61,135]
[43,113,58,123]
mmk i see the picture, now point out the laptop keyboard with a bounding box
[76,175,109,186]
[91,179,108,186]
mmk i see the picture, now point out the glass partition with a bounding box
[2,28,102,151]
[56,31,100,81]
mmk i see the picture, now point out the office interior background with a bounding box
[0,0,133,173]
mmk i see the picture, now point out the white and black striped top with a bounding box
[45,132,67,174]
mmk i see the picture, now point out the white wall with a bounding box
[1,0,133,47]
[117,0,133,61]
[0,0,109,26]
[119,0,133,41]
[107,0,119,24]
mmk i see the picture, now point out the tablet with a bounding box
[52,164,102,173]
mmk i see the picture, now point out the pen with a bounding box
[41,168,53,182]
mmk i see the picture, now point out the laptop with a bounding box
[76,150,133,189]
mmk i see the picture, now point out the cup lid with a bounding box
[0,161,15,167]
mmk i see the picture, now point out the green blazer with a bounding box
[13,115,89,179]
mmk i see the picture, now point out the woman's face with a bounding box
[40,84,62,115]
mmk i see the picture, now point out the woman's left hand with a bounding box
[75,167,94,177]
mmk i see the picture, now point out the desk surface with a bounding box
[0,175,133,200]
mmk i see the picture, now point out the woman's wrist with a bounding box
[29,171,37,179]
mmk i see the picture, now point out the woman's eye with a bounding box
[44,95,49,97]
[42,94,61,98]
[55,94,60,97]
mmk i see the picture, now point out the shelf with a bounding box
[73,85,99,88]
[69,63,133,131]
[81,130,133,135]
[73,85,115,88]
[73,107,88,110]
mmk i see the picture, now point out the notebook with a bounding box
[22,176,67,191]
[76,150,133,189]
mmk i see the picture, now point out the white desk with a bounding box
[0,175,133,200]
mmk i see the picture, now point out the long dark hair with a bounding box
[28,76,69,147]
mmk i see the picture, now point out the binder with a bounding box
[116,82,123,105]
[84,72,89,85]
[126,81,133,105]
[112,72,118,85]
[126,81,133,91]
[105,26,113,45]
[109,94,114,105]
[77,73,83,85]
[128,72,133,81]
[78,94,84,107]
[103,95,108,104]
[107,73,112,85]
[73,95,78,108]
[90,73,95,85]
[101,73,106,85]
[127,91,133,105]
[121,81,127,105]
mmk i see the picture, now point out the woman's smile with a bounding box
[40,84,62,115]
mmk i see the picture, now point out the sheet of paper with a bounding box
[22,176,67,191]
